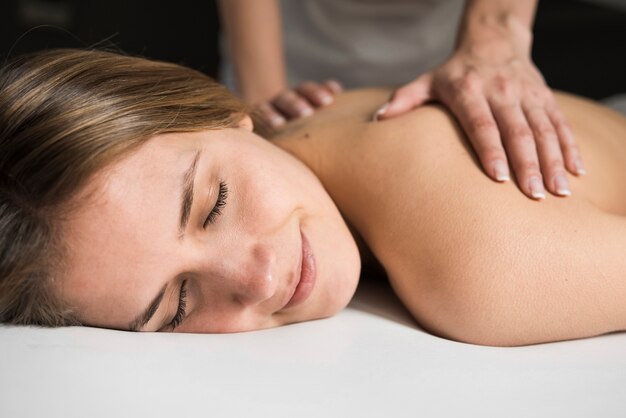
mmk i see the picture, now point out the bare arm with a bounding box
[456,0,537,45]
[218,0,342,128]
[217,0,287,103]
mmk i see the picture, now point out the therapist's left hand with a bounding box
[374,35,585,200]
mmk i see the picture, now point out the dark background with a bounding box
[1,0,625,99]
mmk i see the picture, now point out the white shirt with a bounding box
[220,0,465,91]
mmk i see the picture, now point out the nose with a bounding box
[209,241,279,307]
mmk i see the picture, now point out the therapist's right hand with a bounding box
[256,80,343,128]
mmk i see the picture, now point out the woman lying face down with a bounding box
[1,50,626,346]
[0,49,360,334]
[61,117,361,333]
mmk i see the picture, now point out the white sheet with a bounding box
[1,279,625,418]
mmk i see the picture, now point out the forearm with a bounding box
[456,0,538,55]
[218,0,287,103]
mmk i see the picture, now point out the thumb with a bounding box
[374,73,434,121]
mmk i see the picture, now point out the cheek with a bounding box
[231,143,317,218]
[224,138,360,316]
[311,219,361,315]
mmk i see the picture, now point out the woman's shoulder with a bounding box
[272,88,626,142]
[274,84,626,242]
[268,88,393,140]
[269,87,458,167]
[273,88,626,222]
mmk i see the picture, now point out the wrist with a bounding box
[456,12,533,58]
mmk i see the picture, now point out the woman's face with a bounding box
[59,118,361,333]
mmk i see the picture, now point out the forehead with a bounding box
[59,134,198,326]
[71,133,195,247]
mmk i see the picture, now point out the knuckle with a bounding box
[556,125,577,146]
[506,125,534,142]
[274,93,309,116]
[283,89,298,100]
[558,118,574,133]
[565,143,581,155]
[256,101,273,112]
[260,110,274,121]
[315,84,334,97]
[260,106,277,119]
[527,88,542,101]
[298,82,323,97]
[527,87,551,103]
[477,145,506,160]
[519,160,541,175]
[491,75,520,101]
[292,98,309,109]
[493,75,510,95]
[298,81,317,90]
[258,104,281,120]
[549,109,563,123]
[467,115,497,134]
[273,90,296,105]
[535,123,557,141]
[545,159,565,172]
[453,73,480,96]
[541,88,556,104]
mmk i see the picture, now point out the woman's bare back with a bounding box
[274,89,626,213]
[273,90,626,346]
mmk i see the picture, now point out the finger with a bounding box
[295,81,335,107]
[324,79,343,94]
[547,106,585,176]
[272,90,314,119]
[257,102,286,128]
[374,73,433,120]
[445,94,510,182]
[524,106,571,196]
[492,103,546,200]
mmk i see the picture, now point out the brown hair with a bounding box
[0,48,250,326]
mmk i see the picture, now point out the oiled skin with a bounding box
[272,90,626,346]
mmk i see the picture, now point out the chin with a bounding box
[294,257,360,324]
[323,249,362,317]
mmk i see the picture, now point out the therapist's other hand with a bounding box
[256,80,343,128]
[374,42,585,200]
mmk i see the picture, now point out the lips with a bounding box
[282,229,317,310]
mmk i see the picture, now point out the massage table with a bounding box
[1,278,625,418]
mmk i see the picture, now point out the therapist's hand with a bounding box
[255,80,343,128]
[374,39,585,200]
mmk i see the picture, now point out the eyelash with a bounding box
[168,182,226,330]
[169,279,188,330]
[203,181,228,228]
[168,182,226,329]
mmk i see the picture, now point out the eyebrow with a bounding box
[178,150,202,239]
[128,283,168,332]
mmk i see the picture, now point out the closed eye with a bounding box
[203,181,228,228]
[168,279,188,330]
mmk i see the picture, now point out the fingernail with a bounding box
[327,80,342,93]
[299,107,313,117]
[270,115,286,127]
[554,172,571,196]
[529,177,546,200]
[320,94,333,106]
[492,160,510,182]
[574,159,586,175]
[372,103,389,122]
